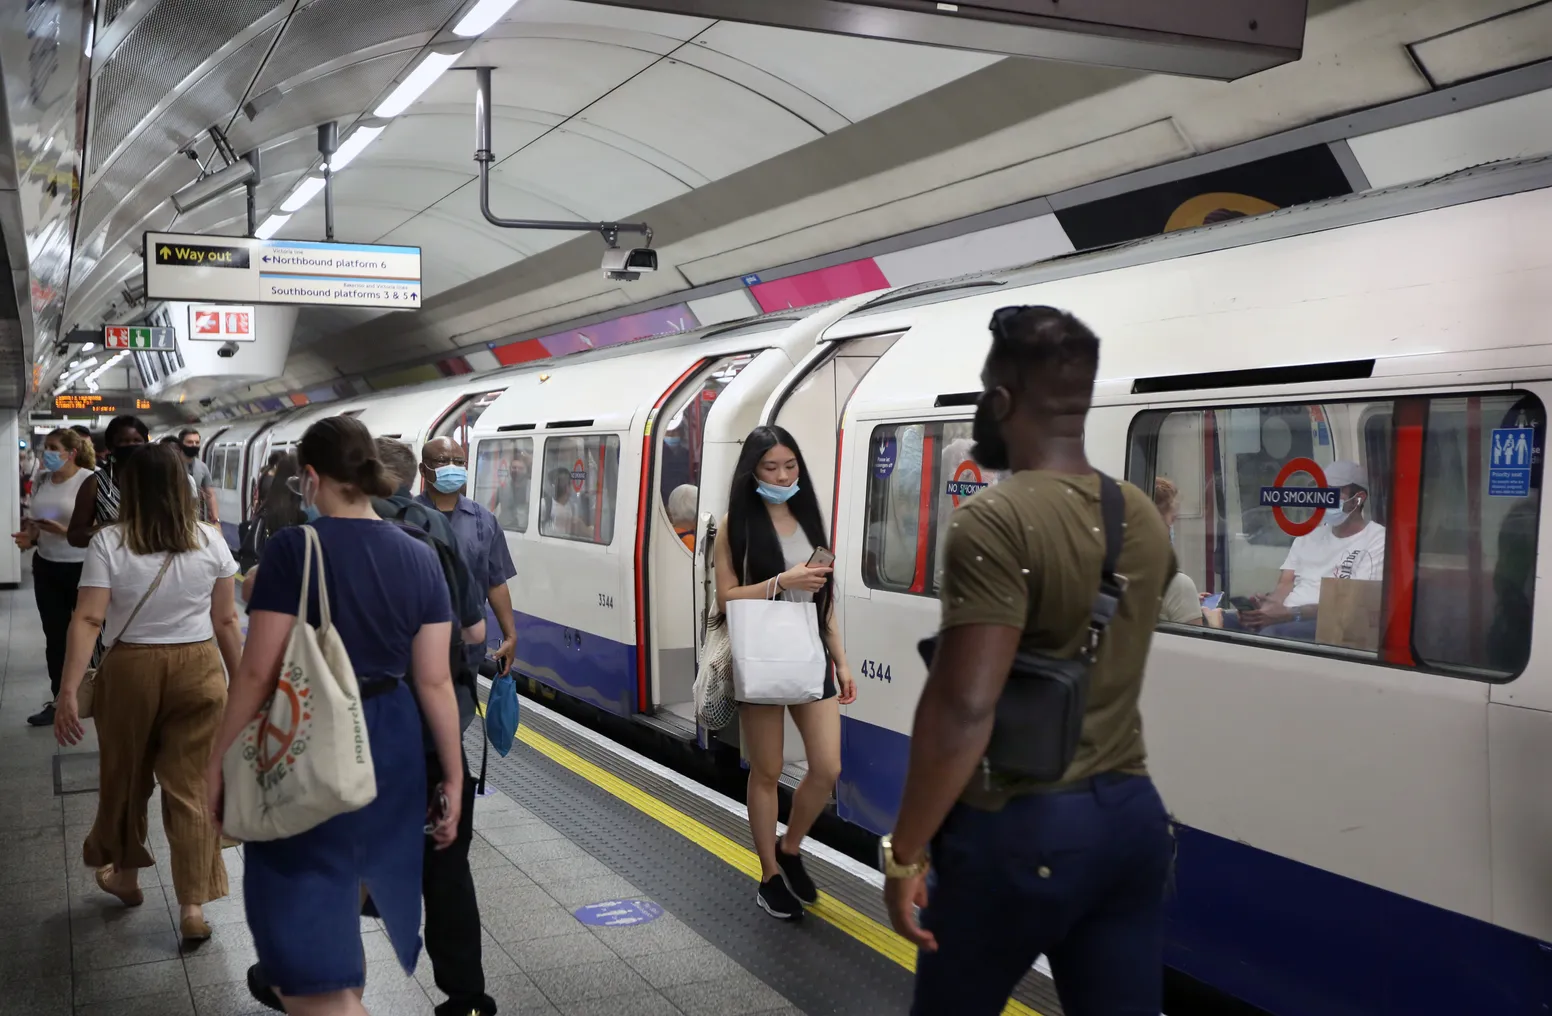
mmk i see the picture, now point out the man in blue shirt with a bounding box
[418,437,518,680]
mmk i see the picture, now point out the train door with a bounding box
[426,389,505,496]
[762,333,900,771]
[641,352,771,734]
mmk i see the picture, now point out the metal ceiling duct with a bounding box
[582,0,1307,80]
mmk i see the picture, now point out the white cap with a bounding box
[1325,460,1368,491]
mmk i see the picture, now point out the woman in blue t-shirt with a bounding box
[204,416,463,1015]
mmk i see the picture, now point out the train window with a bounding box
[539,435,620,545]
[222,447,241,491]
[658,353,757,528]
[862,421,1005,596]
[435,390,505,455]
[473,437,533,533]
[1126,391,1543,680]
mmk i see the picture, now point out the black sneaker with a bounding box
[246,964,283,1013]
[26,703,54,727]
[757,875,803,920]
[776,846,818,905]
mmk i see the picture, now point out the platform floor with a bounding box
[0,561,1059,1015]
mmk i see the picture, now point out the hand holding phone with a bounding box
[806,547,835,569]
[1201,592,1224,610]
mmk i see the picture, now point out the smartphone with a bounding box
[424,784,450,835]
[1201,592,1224,610]
[806,547,836,569]
[1229,595,1258,612]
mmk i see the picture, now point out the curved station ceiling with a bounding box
[2,0,1549,412]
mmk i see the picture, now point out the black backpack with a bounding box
[385,518,478,704]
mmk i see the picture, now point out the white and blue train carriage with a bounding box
[804,159,1552,1016]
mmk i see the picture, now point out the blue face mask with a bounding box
[432,465,468,494]
[303,504,322,523]
[42,450,67,472]
[756,479,799,504]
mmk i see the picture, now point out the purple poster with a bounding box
[573,900,664,928]
[537,305,699,357]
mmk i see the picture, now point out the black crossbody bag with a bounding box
[917,473,1127,785]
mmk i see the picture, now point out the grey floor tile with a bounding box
[74,988,195,1016]
[529,958,654,1005]
[356,985,432,1016]
[0,940,75,980]
[557,990,685,1016]
[470,863,535,896]
[495,836,594,867]
[478,882,556,917]
[360,929,402,962]
[478,819,569,848]
[543,874,645,910]
[520,855,615,886]
[745,1008,806,1015]
[182,940,261,988]
[0,851,65,886]
[625,944,749,989]
[661,977,793,1016]
[467,836,516,871]
[588,917,708,959]
[0,875,67,905]
[190,981,277,1016]
[501,930,618,973]
[74,958,188,1005]
[0,974,72,1016]
[483,970,553,1011]
[486,903,589,944]
[0,906,71,951]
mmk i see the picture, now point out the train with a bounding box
[195,155,1552,1016]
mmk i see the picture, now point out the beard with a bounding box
[970,395,1011,471]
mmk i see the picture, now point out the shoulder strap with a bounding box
[112,552,175,646]
[1082,474,1128,660]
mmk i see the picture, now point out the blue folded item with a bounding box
[485,673,520,758]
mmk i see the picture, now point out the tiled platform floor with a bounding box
[0,560,802,1015]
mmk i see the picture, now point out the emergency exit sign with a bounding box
[104,325,174,350]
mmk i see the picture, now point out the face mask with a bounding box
[112,444,142,467]
[181,444,199,459]
[1326,494,1362,529]
[756,479,799,504]
[42,450,67,472]
[432,465,467,494]
[970,390,1011,471]
[303,504,322,523]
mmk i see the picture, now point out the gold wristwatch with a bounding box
[879,835,929,879]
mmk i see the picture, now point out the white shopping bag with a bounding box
[726,598,826,706]
[222,526,377,842]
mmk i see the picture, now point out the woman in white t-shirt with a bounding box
[53,444,243,943]
[11,428,95,726]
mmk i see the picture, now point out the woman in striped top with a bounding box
[69,415,206,546]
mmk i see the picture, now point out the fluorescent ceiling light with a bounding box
[81,342,94,352]
[374,50,464,118]
[453,0,523,36]
[255,213,290,240]
[281,176,326,212]
[328,125,385,172]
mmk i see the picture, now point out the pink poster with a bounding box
[750,259,889,313]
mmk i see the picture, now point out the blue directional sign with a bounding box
[573,900,664,928]
[741,274,762,286]
[1490,427,1535,497]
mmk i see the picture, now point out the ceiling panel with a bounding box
[89,0,284,175]
[691,20,1002,123]
[414,39,661,121]
[504,0,713,42]
[579,59,824,183]
[253,0,465,93]
[366,109,556,172]
[490,128,693,222]
[226,50,415,153]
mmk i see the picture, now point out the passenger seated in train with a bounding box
[1240,460,1385,641]
[668,483,698,550]
[491,447,531,532]
[1152,477,1208,626]
[541,465,589,538]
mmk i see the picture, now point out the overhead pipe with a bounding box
[318,122,338,242]
[472,67,652,248]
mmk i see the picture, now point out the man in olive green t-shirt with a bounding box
[882,306,1175,1016]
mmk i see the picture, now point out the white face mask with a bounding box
[1326,493,1363,529]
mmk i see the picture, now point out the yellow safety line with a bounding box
[513,722,1042,1016]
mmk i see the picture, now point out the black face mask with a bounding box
[970,390,1011,471]
[112,444,143,467]
[181,444,199,459]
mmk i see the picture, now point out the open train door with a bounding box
[759,328,902,777]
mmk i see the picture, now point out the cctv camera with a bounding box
[216,341,239,358]
[199,397,215,407]
[601,246,657,282]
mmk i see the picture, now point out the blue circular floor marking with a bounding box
[573,899,664,927]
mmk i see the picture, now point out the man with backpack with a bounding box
[246,438,498,1016]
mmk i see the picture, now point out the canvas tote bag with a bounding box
[222,525,377,842]
[726,565,827,705]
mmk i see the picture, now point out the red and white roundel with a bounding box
[946,461,987,508]
[570,459,587,493]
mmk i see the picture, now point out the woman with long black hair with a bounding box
[714,425,857,920]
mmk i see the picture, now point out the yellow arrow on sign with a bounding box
[159,245,171,258]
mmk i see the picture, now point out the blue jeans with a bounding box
[912,774,1172,1016]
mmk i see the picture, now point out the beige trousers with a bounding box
[83,640,229,905]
